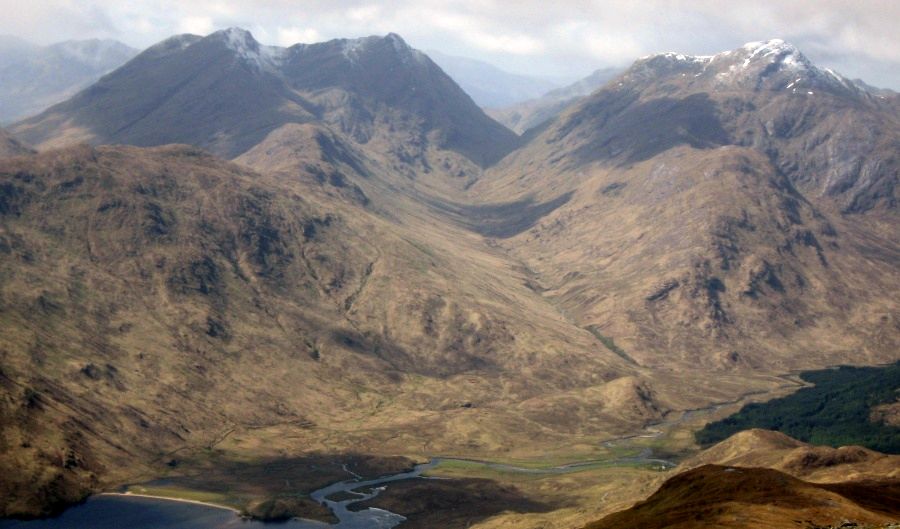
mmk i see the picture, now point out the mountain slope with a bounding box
[0,139,665,517]
[0,37,137,124]
[470,40,900,371]
[10,29,519,169]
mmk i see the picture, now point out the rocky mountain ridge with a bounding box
[11,28,519,173]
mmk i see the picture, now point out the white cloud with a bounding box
[0,0,897,87]
[277,26,322,46]
[179,16,214,36]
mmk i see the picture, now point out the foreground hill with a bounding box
[472,40,900,371]
[581,430,900,529]
[0,36,137,124]
[10,29,518,171]
[583,464,900,529]
[684,429,900,482]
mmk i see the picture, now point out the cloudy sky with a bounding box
[2,0,898,88]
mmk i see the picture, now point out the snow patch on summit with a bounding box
[739,39,807,70]
[220,28,287,71]
[340,33,427,65]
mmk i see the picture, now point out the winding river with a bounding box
[0,461,440,529]
[1,377,801,529]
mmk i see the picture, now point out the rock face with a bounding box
[11,29,519,168]
[0,37,137,123]
[472,39,900,370]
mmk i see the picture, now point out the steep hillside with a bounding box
[10,29,518,171]
[0,142,672,518]
[471,40,900,371]
[0,37,137,124]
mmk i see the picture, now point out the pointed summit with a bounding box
[12,29,518,166]
[627,39,861,95]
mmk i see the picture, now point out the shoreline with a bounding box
[98,492,242,514]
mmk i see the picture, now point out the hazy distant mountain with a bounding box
[0,36,137,123]
[487,66,621,134]
[12,29,519,168]
[426,50,562,108]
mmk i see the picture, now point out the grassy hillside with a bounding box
[696,363,900,453]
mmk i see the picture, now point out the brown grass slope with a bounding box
[471,40,900,371]
[583,430,900,529]
[583,464,900,529]
[683,429,900,483]
[1,141,680,517]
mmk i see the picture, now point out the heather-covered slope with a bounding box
[471,40,900,371]
[583,464,900,529]
[0,142,658,518]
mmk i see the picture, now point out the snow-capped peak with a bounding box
[624,39,866,97]
[737,39,808,70]
[340,33,427,65]
[215,27,287,71]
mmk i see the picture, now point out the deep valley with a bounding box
[0,22,897,529]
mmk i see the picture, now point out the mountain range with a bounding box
[0,28,897,528]
[0,36,137,124]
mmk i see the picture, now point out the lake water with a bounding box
[0,495,327,529]
[0,460,442,529]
